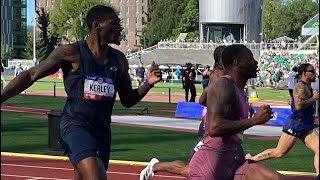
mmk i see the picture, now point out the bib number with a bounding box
[84,75,115,101]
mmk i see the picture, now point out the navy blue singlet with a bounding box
[60,40,122,137]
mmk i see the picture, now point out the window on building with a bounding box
[126,17,129,26]
[142,6,144,13]
[125,28,129,35]
[126,6,129,13]
[21,8,26,19]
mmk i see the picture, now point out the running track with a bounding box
[1,155,186,180]
[1,106,317,179]
[1,155,316,180]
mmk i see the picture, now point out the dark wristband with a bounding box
[143,81,153,89]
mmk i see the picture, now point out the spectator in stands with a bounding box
[287,66,298,97]
[182,62,196,102]
[136,63,145,86]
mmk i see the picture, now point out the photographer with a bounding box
[182,63,196,102]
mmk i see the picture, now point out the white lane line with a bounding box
[1,174,71,180]
[1,163,72,171]
[2,163,185,179]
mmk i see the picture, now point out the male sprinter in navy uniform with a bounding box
[1,5,162,180]
[249,63,319,178]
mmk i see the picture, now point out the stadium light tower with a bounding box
[33,0,37,64]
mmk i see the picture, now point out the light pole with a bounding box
[32,0,37,64]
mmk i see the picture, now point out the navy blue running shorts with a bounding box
[282,117,314,138]
[61,127,111,170]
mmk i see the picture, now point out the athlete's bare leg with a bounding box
[250,133,297,161]
[75,157,106,180]
[74,169,82,180]
[244,161,285,180]
[301,130,319,175]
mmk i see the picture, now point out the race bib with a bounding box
[84,75,115,101]
[194,139,204,152]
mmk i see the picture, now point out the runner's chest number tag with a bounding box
[84,75,115,101]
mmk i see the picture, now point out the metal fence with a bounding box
[157,42,318,51]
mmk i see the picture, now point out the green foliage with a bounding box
[50,0,110,42]
[1,42,7,60]
[263,0,319,40]
[1,42,12,60]
[173,0,199,40]
[36,8,60,63]
[142,0,187,47]
[263,0,282,40]
[22,32,34,59]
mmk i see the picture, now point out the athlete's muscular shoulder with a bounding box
[207,77,237,121]
[56,43,80,63]
[293,82,307,100]
[209,69,226,83]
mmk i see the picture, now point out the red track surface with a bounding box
[1,155,316,180]
[1,156,186,180]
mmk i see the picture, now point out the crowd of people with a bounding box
[255,50,319,88]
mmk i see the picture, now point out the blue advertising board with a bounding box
[251,106,291,126]
[175,101,206,119]
[175,102,291,126]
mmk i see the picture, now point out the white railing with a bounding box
[126,45,158,60]
[157,42,318,51]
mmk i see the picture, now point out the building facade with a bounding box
[36,0,150,53]
[199,0,264,43]
[1,0,27,59]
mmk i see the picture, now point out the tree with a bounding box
[173,0,199,41]
[22,32,33,59]
[281,0,319,39]
[50,0,110,42]
[1,42,11,61]
[263,0,282,40]
[141,0,187,47]
[263,0,319,40]
[36,8,60,63]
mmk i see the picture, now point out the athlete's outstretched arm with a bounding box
[1,45,76,103]
[207,77,272,137]
[117,53,161,108]
[293,83,318,110]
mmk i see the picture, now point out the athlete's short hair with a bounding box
[221,44,247,68]
[86,5,116,30]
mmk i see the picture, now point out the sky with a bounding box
[27,0,35,26]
